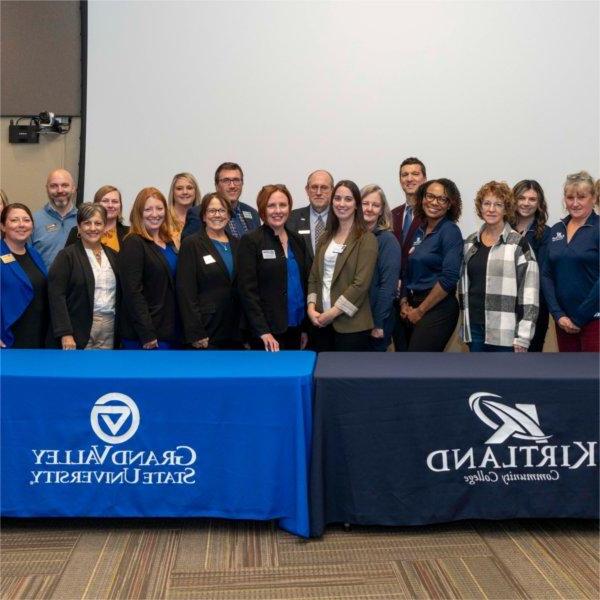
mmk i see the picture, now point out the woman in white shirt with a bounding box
[49,203,120,349]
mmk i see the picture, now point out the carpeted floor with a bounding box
[1,518,598,599]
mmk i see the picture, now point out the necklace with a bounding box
[92,247,102,263]
[213,240,230,252]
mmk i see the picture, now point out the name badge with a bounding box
[332,245,345,254]
[45,223,58,232]
[203,254,216,265]
[262,249,276,259]
[298,229,310,235]
[242,211,253,219]
[1,253,15,264]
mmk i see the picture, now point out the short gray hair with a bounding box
[360,184,392,230]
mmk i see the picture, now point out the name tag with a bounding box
[242,211,253,219]
[262,249,276,259]
[203,254,216,265]
[45,223,58,232]
[332,245,345,254]
[1,253,15,264]
[298,229,310,235]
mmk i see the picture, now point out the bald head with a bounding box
[305,169,333,213]
[46,169,76,215]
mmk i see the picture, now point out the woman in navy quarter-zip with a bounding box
[511,180,551,352]
[541,171,599,352]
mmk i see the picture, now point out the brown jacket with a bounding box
[307,231,378,333]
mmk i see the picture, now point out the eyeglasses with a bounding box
[309,185,331,193]
[481,201,504,209]
[218,178,242,186]
[206,208,228,216]
[424,192,449,205]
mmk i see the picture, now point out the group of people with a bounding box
[1,159,598,353]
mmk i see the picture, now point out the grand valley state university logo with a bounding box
[426,392,597,486]
[91,392,140,444]
[29,392,198,486]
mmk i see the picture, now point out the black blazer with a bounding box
[177,229,241,345]
[237,225,309,337]
[65,222,130,249]
[48,240,120,348]
[118,234,179,344]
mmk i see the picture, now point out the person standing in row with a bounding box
[287,169,333,263]
[542,171,598,352]
[49,204,120,349]
[361,184,401,351]
[307,180,378,351]
[119,188,179,349]
[181,163,260,240]
[177,193,242,349]
[65,185,129,251]
[32,169,78,268]
[511,180,550,351]
[238,185,309,351]
[400,179,463,351]
[1,204,49,349]
[168,172,201,249]
[459,181,539,352]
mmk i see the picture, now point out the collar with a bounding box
[419,216,449,236]
[560,211,598,228]
[44,202,77,219]
[310,205,329,220]
[476,221,512,244]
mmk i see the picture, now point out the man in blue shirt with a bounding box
[181,162,260,240]
[31,169,78,268]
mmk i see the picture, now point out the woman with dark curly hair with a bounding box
[399,178,463,351]
[511,180,550,351]
[459,181,539,352]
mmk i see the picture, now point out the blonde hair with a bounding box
[168,172,201,207]
[361,184,392,230]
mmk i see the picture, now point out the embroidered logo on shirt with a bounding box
[551,232,564,242]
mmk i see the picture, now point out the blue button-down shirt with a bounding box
[405,217,463,293]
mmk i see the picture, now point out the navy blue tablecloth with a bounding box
[310,353,599,536]
[1,350,315,537]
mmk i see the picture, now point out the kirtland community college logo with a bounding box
[91,393,140,444]
[426,391,597,486]
[29,393,197,486]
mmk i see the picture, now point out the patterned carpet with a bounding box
[1,518,597,599]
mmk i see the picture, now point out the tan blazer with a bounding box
[307,230,378,333]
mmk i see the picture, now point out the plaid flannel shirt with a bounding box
[458,223,539,348]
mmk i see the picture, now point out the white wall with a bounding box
[85,1,599,233]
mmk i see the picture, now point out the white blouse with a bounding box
[321,240,345,310]
[85,247,117,315]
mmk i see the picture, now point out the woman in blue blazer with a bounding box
[361,184,401,351]
[1,203,49,348]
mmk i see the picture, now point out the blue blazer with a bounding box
[0,239,48,347]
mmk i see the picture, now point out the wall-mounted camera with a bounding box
[8,112,72,144]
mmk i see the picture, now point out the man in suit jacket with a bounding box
[181,162,260,240]
[287,169,333,263]
[390,157,427,351]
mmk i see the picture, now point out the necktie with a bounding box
[402,205,413,240]
[314,215,325,252]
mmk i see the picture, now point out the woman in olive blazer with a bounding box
[307,179,378,351]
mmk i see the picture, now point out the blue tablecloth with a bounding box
[1,350,315,537]
[310,353,599,536]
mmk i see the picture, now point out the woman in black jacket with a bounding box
[65,185,129,252]
[177,193,242,349]
[238,184,309,351]
[119,187,179,349]
[49,203,119,349]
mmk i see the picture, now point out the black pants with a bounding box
[312,325,371,352]
[405,292,459,352]
[249,326,302,350]
[528,301,549,352]
[391,300,408,351]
